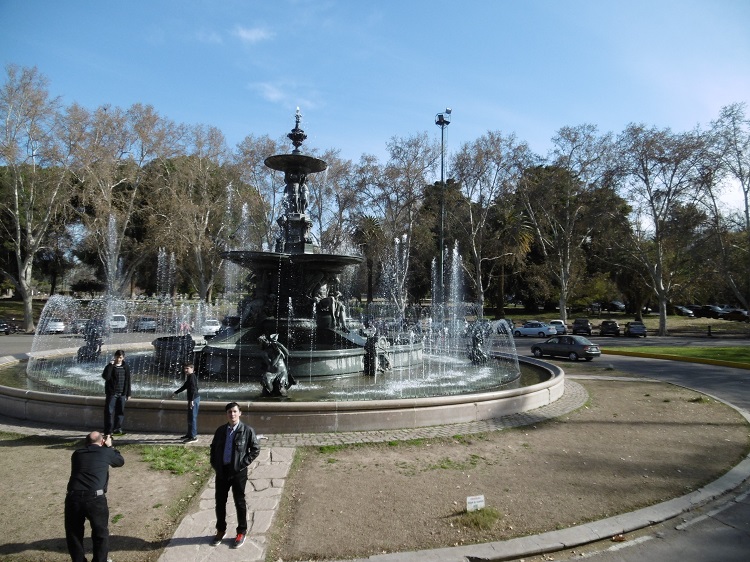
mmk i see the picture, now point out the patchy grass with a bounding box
[139,444,211,475]
[427,454,483,471]
[453,506,502,531]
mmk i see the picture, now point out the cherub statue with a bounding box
[258,334,295,396]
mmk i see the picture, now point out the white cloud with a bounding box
[250,82,320,113]
[252,82,286,103]
[197,30,222,44]
[233,26,274,44]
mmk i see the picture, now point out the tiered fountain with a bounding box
[200,112,421,384]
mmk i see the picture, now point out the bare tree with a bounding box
[148,125,238,301]
[233,134,282,251]
[71,103,179,296]
[705,103,750,307]
[451,131,533,317]
[360,133,439,316]
[522,124,615,322]
[0,65,75,331]
[305,149,358,252]
[615,124,706,334]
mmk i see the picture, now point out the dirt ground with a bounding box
[0,435,207,562]
[0,375,748,562]
[267,379,750,561]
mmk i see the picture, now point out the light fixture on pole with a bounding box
[435,107,451,309]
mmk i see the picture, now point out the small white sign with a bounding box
[466,494,485,512]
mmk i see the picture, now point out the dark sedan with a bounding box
[530,335,601,361]
[722,309,749,322]
[599,320,621,336]
[695,305,723,319]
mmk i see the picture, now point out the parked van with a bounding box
[110,314,128,332]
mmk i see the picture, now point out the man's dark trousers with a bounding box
[215,465,248,534]
[104,394,126,434]
[64,491,109,562]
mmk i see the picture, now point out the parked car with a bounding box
[722,309,749,322]
[530,335,601,361]
[624,321,647,337]
[201,319,222,336]
[41,318,66,334]
[674,305,695,317]
[513,321,557,338]
[571,318,593,336]
[70,318,89,334]
[0,320,19,335]
[599,320,621,336]
[694,305,723,319]
[133,316,157,332]
[109,314,128,332]
[608,300,626,312]
[548,319,567,335]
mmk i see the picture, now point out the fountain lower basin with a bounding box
[0,351,563,434]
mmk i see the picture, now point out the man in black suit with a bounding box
[65,431,125,562]
[209,402,261,549]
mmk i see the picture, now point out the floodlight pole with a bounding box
[435,108,451,309]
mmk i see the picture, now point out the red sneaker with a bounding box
[232,533,246,548]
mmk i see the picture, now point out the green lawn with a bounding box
[0,299,45,323]
[606,346,750,366]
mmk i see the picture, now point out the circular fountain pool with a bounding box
[1,337,563,434]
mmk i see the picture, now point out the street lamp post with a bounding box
[435,108,451,310]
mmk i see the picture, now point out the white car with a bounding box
[201,319,222,336]
[513,321,557,338]
[133,316,157,332]
[42,318,66,334]
[548,319,567,334]
[110,314,128,333]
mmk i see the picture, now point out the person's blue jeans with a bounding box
[187,396,200,438]
[104,394,126,435]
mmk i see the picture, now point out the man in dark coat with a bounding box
[209,402,261,549]
[65,431,125,562]
[101,349,131,437]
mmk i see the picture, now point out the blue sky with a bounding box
[2,0,749,178]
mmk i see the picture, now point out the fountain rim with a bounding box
[221,250,364,266]
[2,351,563,434]
[2,359,559,411]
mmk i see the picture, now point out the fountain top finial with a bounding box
[288,107,307,154]
[264,110,326,174]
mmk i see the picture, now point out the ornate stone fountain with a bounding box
[200,112,422,385]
